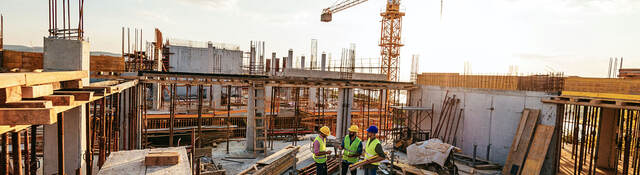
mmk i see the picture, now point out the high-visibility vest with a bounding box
[342,135,361,163]
[365,138,381,166]
[313,136,327,163]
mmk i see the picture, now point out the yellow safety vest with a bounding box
[313,136,327,163]
[365,138,381,166]
[342,135,361,163]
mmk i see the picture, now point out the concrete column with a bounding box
[42,38,89,175]
[286,49,293,70]
[245,84,265,151]
[309,88,317,108]
[301,56,305,69]
[336,88,354,139]
[212,85,222,107]
[152,84,161,110]
[597,108,619,169]
[321,53,326,71]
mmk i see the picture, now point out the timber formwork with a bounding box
[0,71,140,175]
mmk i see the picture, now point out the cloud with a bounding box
[178,0,238,10]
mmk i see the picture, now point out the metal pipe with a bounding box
[29,126,37,175]
[472,144,477,166]
[11,131,21,175]
[0,133,7,174]
[85,103,93,175]
[197,85,203,148]
[57,113,65,174]
[170,84,175,147]
[24,129,30,175]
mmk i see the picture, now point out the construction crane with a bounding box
[321,0,404,82]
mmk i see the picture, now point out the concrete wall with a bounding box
[410,85,557,166]
[168,45,243,74]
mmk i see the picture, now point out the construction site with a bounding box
[0,0,638,175]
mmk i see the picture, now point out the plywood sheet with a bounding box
[521,125,555,175]
[503,109,540,175]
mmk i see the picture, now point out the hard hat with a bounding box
[366,125,378,134]
[320,126,331,136]
[348,125,359,132]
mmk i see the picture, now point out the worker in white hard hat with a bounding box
[339,125,363,175]
[313,126,333,175]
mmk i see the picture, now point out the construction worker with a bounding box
[364,125,386,175]
[339,125,362,175]
[313,126,333,175]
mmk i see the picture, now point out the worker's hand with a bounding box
[327,150,332,154]
[338,146,343,150]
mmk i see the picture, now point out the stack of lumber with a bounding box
[503,108,555,175]
[238,146,300,175]
[145,151,180,166]
[98,147,191,175]
[563,76,640,100]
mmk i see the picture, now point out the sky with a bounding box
[1,0,639,81]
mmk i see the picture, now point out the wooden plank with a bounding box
[521,125,555,175]
[53,91,93,101]
[24,71,88,86]
[21,84,53,98]
[144,152,179,166]
[0,101,52,108]
[563,91,640,101]
[0,86,22,104]
[0,125,31,135]
[89,80,120,87]
[112,80,138,93]
[512,109,530,152]
[0,108,56,125]
[37,95,74,106]
[503,109,540,175]
[61,79,83,89]
[0,73,26,89]
[90,55,125,72]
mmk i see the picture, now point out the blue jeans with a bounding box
[316,163,327,175]
[364,165,377,175]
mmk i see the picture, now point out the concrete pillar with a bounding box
[286,49,293,71]
[597,108,619,169]
[42,38,89,175]
[301,56,305,69]
[152,84,161,110]
[246,84,265,151]
[309,88,317,108]
[212,85,222,107]
[321,53,326,71]
[336,88,354,139]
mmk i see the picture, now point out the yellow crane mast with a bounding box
[321,0,404,82]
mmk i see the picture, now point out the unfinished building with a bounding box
[0,1,639,175]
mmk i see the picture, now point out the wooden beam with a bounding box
[36,95,75,106]
[0,101,52,108]
[53,91,93,101]
[0,86,22,104]
[0,125,30,135]
[21,84,53,98]
[0,73,26,89]
[24,71,87,86]
[89,80,119,87]
[0,108,56,125]
[61,79,83,89]
[112,80,138,93]
[144,152,180,166]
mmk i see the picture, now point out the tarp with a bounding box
[406,139,456,167]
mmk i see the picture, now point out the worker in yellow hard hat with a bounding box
[313,126,332,175]
[338,125,362,175]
